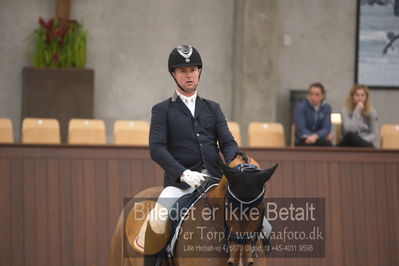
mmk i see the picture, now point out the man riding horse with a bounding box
[139,45,272,265]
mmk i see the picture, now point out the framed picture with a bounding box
[355,0,399,88]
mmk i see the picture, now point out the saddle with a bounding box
[125,178,219,255]
[168,178,219,257]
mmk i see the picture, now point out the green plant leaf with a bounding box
[29,18,88,68]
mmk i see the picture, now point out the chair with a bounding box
[68,119,106,144]
[330,112,342,145]
[22,118,60,144]
[227,121,241,147]
[247,122,285,147]
[113,120,149,146]
[290,124,295,147]
[0,118,13,143]
[380,124,399,149]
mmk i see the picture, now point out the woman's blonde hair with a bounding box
[344,84,371,116]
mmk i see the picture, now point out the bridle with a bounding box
[226,186,265,206]
[222,163,266,250]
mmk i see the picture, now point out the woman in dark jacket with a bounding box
[294,82,333,146]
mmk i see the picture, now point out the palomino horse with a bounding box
[109,153,277,266]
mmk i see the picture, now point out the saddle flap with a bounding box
[125,200,156,254]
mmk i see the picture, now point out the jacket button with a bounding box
[196,133,200,137]
[200,144,203,147]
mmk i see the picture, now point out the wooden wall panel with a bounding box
[362,163,378,266]
[83,159,97,266]
[389,164,399,266]
[0,145,398,266]
[35,158,49,266]
[327,162,343,266]
[10,158,25,266]
[0,159,11,265]
[23,159,36,265]
[71,159,85,266]
[96,159,109,266]
[107,159,120,242]
[47,159,61,266]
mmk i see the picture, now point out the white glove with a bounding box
[180,170,206,188]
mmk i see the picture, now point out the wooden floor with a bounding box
[0,144,398,266]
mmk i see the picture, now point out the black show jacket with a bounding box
[149,92,239,189]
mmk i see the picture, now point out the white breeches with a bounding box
[157,186,196,210]
[148,186,194,234]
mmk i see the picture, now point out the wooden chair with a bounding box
[0,118,13,143]
[227,121,241,147]
[22,118,60,144]
[330,112,342,145]
[113,120,149,146]
[380,124,399,149]
[247,122,285,147]
[68,119,106,144]
[290,124,295,147]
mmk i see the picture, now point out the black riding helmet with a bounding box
[168,45,202,72]
[168,45,202,92]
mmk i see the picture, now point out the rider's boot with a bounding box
[143,221,169,266]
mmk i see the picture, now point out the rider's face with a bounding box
[172,66,201,96]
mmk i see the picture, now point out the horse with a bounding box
[109,153,278,266]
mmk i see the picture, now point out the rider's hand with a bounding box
[180,170,206,188]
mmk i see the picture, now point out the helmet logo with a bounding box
[177,45,193,62]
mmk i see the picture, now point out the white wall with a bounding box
[72,0,235,142]
[0,0,235,142]
[276,0,358,135]
[0,0,55,140]
[275,0,399,142]
[0,0,398,143]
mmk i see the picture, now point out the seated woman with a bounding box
[294,82,333,146]
[339,84,378,147]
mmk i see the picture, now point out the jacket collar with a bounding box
[175,89,197,104]
[171,91,203,102]
[171,91,205,118]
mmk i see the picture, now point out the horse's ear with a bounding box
[248,156,261,168]
[255,164,279,185]
[220,160,241,184]
[234,150,248,163]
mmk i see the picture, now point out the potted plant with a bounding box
[30,17,87,68]
[22,2,94,143]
